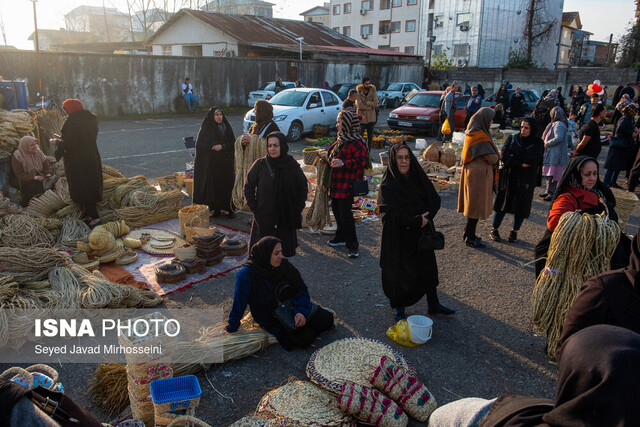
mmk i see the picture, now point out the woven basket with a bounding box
[184,178,194,198]
[422,142,441,163]
[337,381,408,427]
[221,238,248,256]
[158,173,184,192]
[167,415,212,427]
[440,148,457,167]
[610,187,638,228]
[229,416,269,427]
[178,204,210,236]
[256,380,357,427]
[185,226,216,245]
[306,338,415,396]
[305,137,319,146]
[379,152,389,166]
[174,244,197,262]
[129,387,154,427]
[151,375,201,426]
[303,147,320,166]
[116,250,139,265]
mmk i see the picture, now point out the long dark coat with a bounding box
[56,109,103,204]
[193,119,235,210]
[244,157,307,257]
[604,115,635,172]
[493,133,544,218]
[379,145,442,310]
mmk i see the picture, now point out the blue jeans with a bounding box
[184,93,198,111]
[603,169,620,187]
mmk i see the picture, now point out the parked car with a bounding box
[482,89,541,114]
[386,91,470,136]
[329,83,358,100]
[246,81,303,107]
[377,82,421,108]
[243,88,342,141]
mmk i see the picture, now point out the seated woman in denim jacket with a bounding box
[226,236,334,350]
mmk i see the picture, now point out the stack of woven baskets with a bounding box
[193,233,226,266]
[126,363,173,426]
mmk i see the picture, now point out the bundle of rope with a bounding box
[306,160,332,230]
[0,109,35,154]
[0,246,69,283]
[0,196,21,215]
[232,135,267,211]
[0,214,56,248]
[102,164,125,179]
[57,217,91,249]
[24,189,68,218]
[53,177,72,205]
[34,109,64,156]
[531,212,620,357]
[115,189,183,227]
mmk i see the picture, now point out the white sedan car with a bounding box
[377,82,421,108]
[246,81,303,107]
[243,88,342,141]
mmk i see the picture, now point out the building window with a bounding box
[428,0,435,8]
[344,3,352,13]
[405,20,416,32]
[404,46,415,53]
[379,20,390,34]
[378,44,391,50]
[408,0,417,5]
[435,15,444,28]
[433,44,442,56]
[380,0,390,9]
[457,12,471,26]
[333,27,340,31]
[362,0,373,11]
[453,43,468,56]
[343,26,351,36]
[392,0,402,7]
[162,45,172,55]
[333,4,340,14]
[391,21,401,33]
[361,24,373,35]
[389,46,400,51]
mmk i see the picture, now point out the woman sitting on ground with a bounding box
[378,143,454,321]
[534,156,623,279]
[226,236,335,350]
[11,136,54,207]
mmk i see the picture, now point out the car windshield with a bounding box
[387,83,404,91]
[330,84,351,97]
[406,93,441,108]
[270,91,308,107]
[259,83,275,91]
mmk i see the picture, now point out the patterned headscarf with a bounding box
[62,99,84,115]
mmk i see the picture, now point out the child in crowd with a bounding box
[567,112,578,149]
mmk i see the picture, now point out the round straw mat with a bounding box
[306,338,415,395]
[127,228,187,257]
[256,380,356,427]
[228,416,269,427]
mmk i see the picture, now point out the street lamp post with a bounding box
[296,36,304,61]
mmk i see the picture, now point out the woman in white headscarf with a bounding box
[11,136,54,206]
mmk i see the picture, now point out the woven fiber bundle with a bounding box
[420,161,449,175]
[337,381,407,427]
[100,220,130,238]
[0,196,21,215]
[178,204,210,236]
[306,161,333,231]
[0,110,34,153]
[232,135,268,211]
[88,227,118,255]
[532,212,620,357]
[24,190,67,218]
[422,142,441,163]
[0,246,68,283]
[229,416,269,427]
[34,109,64,156]
[0,214,55,248]
[115,190,183,228]
[440,147,457,167]
[369,356,437,422]
[257,380,356,426]
[610,187,638,229]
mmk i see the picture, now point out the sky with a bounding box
[0,0,636,50]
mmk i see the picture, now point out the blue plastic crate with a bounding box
[150,375,201,405]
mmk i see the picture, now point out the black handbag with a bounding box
[352,179,369,196]
[609,136,628,149]
[417,220,445,251]
[273,283,319,333]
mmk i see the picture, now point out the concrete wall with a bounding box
[431,67,639,104]
[0,51,422,116]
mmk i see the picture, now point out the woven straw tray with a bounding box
[306,338,415,395]
[127,228,187,257]
[256,380,357,426]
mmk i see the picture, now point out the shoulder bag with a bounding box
[273,283,319,333]
[417,219,445,251]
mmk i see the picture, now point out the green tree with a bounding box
[431,51,454,70]
[505,48,536,69]
[618,22,640,68]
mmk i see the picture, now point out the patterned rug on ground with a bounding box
[120,218,249,296]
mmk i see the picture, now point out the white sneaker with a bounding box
[347,251,359,258]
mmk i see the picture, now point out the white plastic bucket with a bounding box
[407,315,433,344]
[415,138,427,150]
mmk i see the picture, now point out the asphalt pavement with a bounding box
[10,111,640,425]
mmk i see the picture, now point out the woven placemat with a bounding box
[306,338,415,395]
[127,228,187,257]
[228,416,269,427]
[256,380,356,427]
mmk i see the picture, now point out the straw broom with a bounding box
[89,313,277,414]
[532,212,620,357]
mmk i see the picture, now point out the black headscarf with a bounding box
[519,117,538,144]
[378,142,440,219]
[199,106,233,145]
[265,132,306,229]
[244,236,304,287]
[480,325,640,427]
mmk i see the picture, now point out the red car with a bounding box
[386,91,470,136]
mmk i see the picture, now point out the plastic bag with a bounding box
[441,119,452,135]
[386,319,420,347]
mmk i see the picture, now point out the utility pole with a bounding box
[102,0,111,43]
[31,0,43,96]
[606,33,614,65]
[0,15,7,46]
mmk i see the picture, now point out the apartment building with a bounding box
[328,0,421,53]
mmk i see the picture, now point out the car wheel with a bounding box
[287,121,303,142]
[429,124,438,138]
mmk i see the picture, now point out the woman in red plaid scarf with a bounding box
[325,110,368,258]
